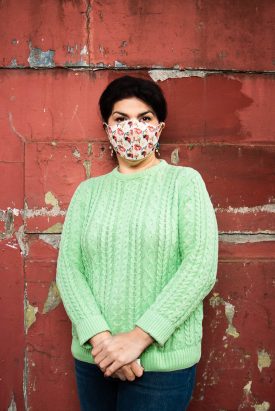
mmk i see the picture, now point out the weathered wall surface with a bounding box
[0,1,274,410]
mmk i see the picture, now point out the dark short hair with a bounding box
[99,75,167,123]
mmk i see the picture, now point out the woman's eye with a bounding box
[116,117,126,122]
[141,116,151,122]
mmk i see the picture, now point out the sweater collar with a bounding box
[110,159,168,181]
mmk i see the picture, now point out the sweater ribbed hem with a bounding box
[135,310,176,347]
[71,336,201,371]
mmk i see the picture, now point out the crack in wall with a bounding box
[2,65,275,75]
[85,0,91,66]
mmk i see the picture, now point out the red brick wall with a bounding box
[0,1,274,409]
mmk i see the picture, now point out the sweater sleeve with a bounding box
[135,169,219,347]
[56,181,111,349]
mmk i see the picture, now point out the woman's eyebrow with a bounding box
[112,110,154,116]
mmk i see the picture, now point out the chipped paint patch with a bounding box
[15,225,29,256]
[24,301,38,331]
[219,233,275,243]
[241,380,271,410]
[209,292,224,308]
[224,302,240,338]
[73,148,81,158]
[43,222,63,234]
[39,233,61,248]
[148,69,207,82]
[28,41,55,68]
[257,349,272,372]
[209,293,240,338]
[83,160,91,178]
[80,45,88,55]
[9,58,18,68]
[254,401,270,411]
[0,208,14,239]
[1,206,66,220]
[43,281,61,314]
[87,143,92,156]
[24,207,66,218]
[243,380,252,395]
[171,148,180,165]
[114,60,127,68]
[8,393,17,411]
[45,191,59,208]
[217,204,275,214]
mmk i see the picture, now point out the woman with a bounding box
[56,75,219,411]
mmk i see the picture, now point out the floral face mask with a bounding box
[103,119,165,161]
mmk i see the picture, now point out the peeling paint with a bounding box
[24,207,66,218]
[1,206,66,220]
[209,293,224,308]
[87,143,92,156]
[257,349,272,372]
[9,58,18,68]
[73,148,81,158]
[0,208,14,239]
[43,222,63,234]
[254,401,270,411]
[114,60,127,68]
[224,302,240,338]
[24,301,38,331]
[241,380,270,410]
[171,148,180,165]
[148,69,207,82]
[243,380,252,395]
[209,293,240,338]
[39,233,61,248]
[15,225,29,256]
[43,281,61,314]
[83,159,91,178]
[7,393,17,411]
[45,191,59,208]
[28,40,55,68]
[80,45,88,55]
[67,44,77,54]
[217,204,275,214]
[219,233,275,243]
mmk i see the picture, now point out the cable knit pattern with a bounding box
[56,159,219,371]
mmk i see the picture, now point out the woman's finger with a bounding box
[130,361,144,377]
[104,360,122,377]
[121,365,136,381]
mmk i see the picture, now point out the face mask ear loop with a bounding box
[159,122,165,131]
[103,122,112,134]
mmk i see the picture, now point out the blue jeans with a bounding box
[74,358,197,411]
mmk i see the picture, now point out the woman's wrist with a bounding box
[131,326,154,350]
[89,330,112,347]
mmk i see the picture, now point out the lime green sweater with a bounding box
[56,159,219,371]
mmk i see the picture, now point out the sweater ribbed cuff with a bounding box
[135,310,175,347]
[76,314,111,349]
